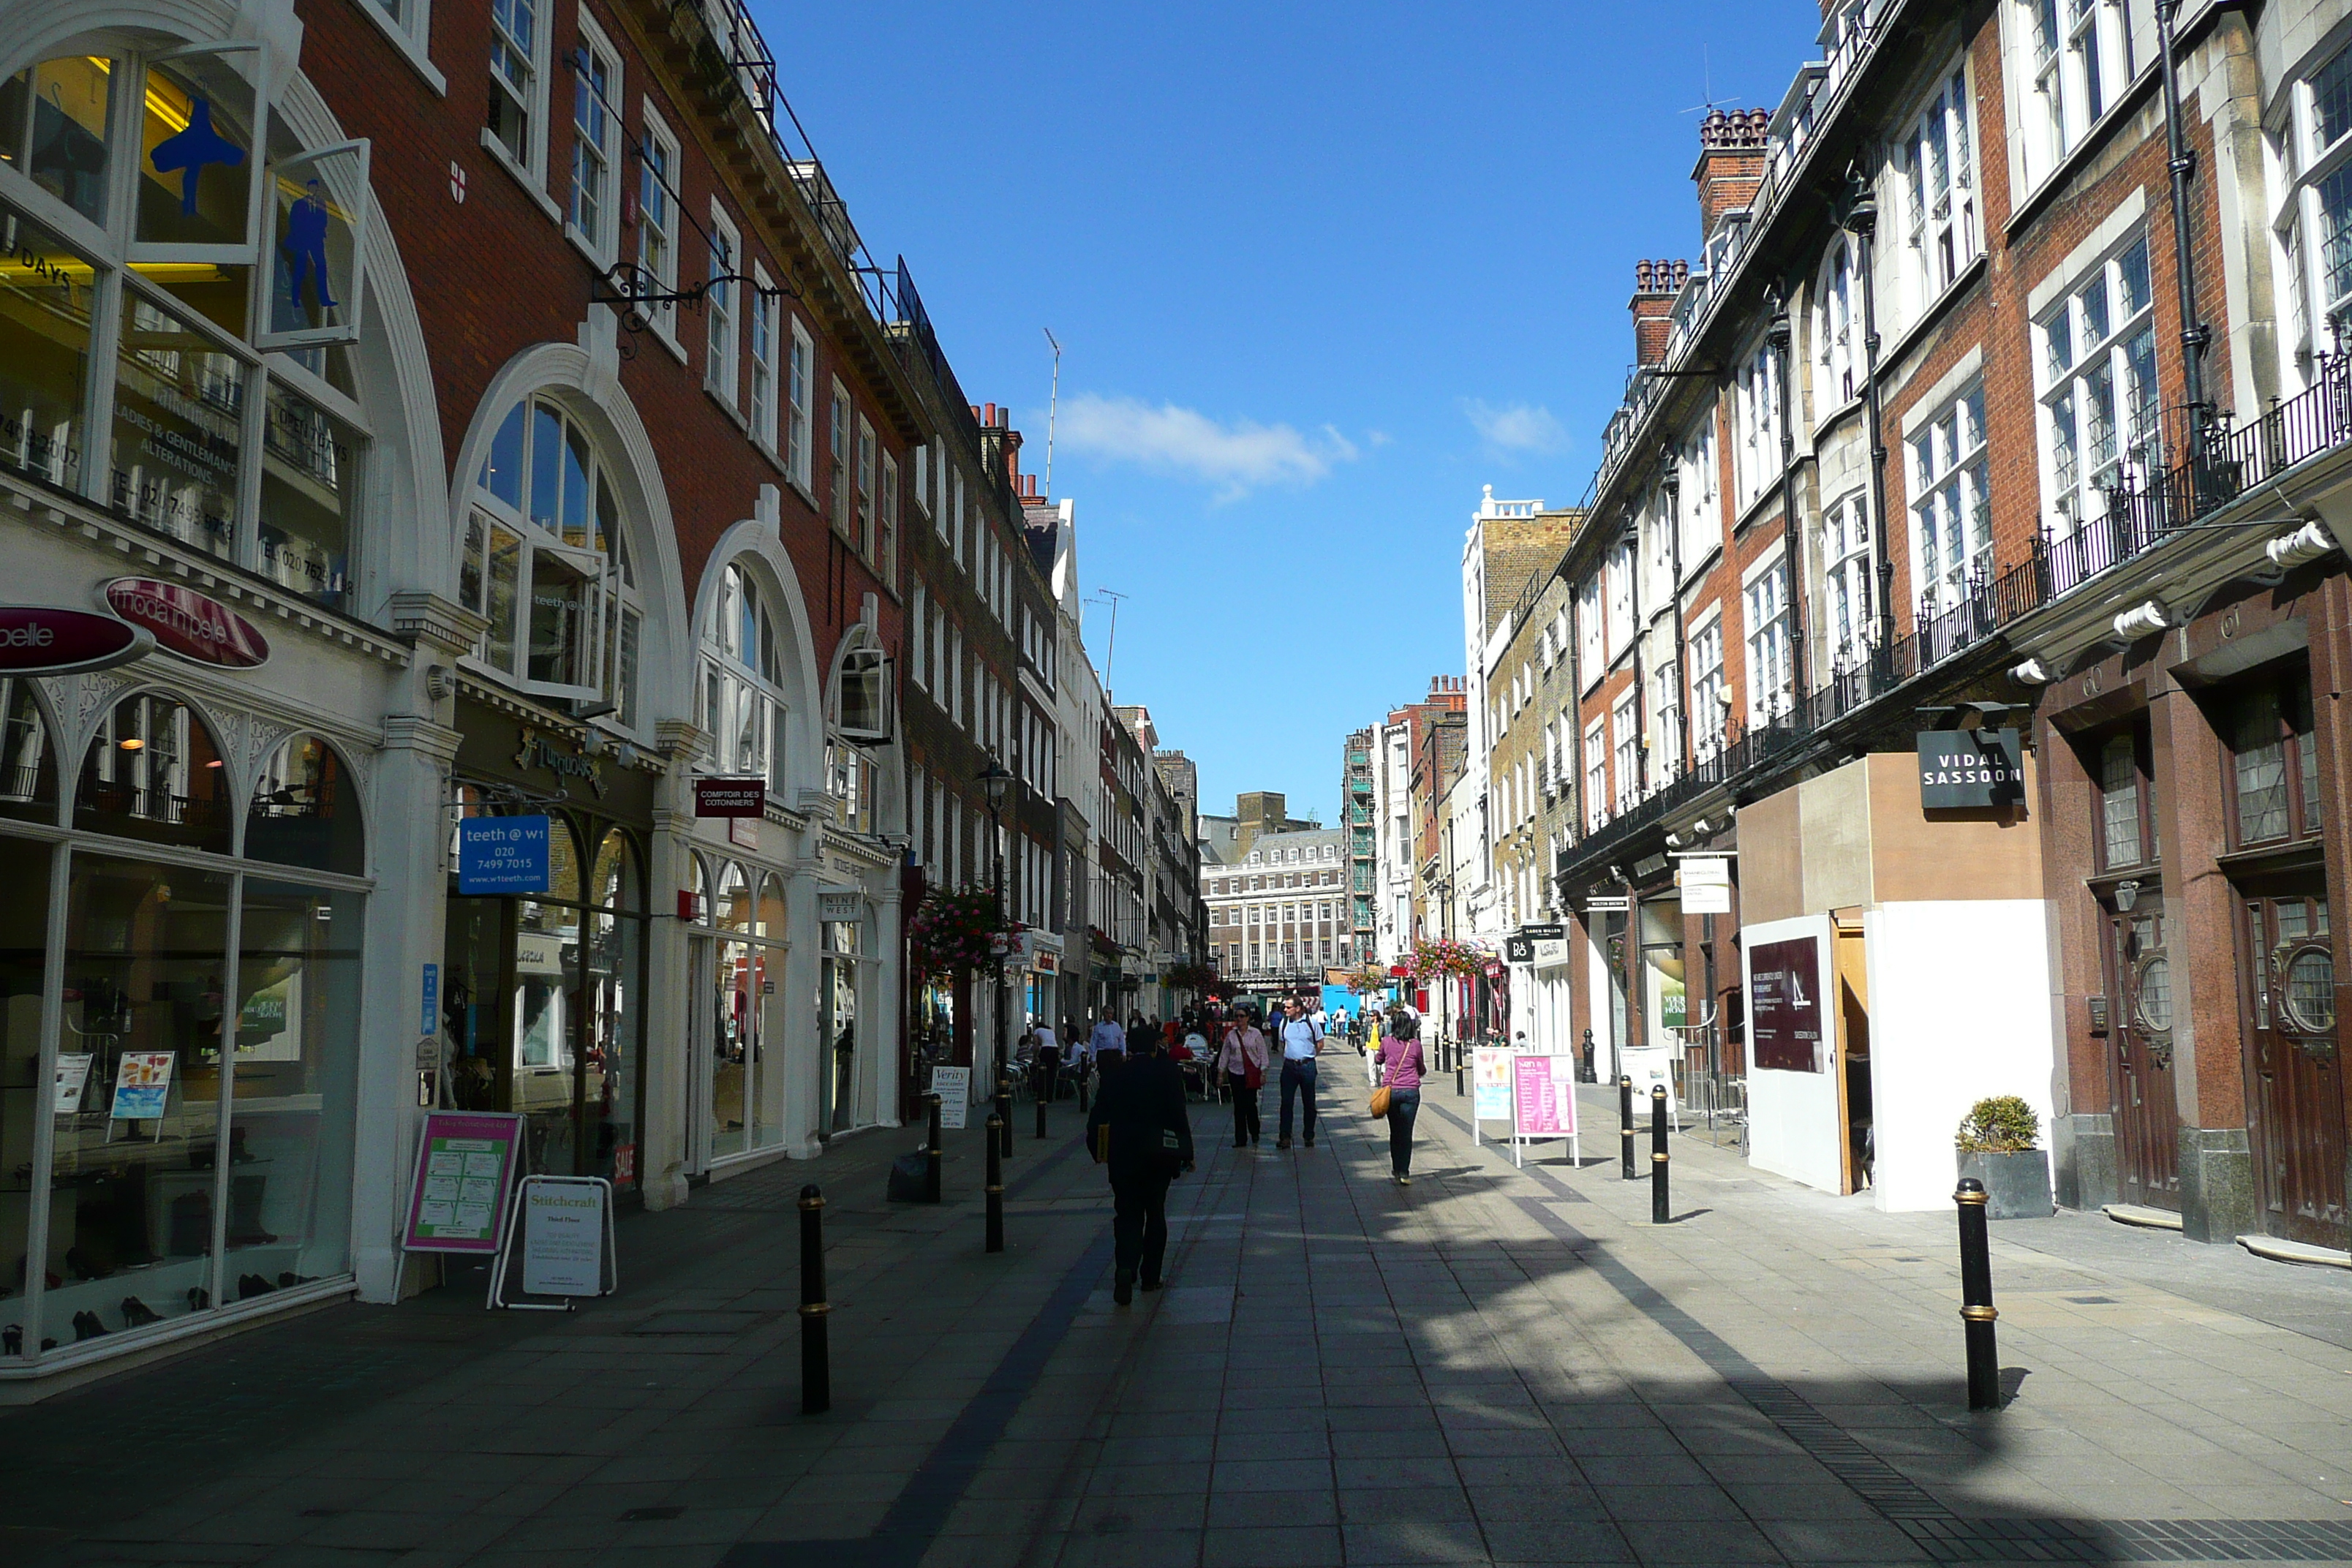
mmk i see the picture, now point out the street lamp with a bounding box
[976,760,1016,1086]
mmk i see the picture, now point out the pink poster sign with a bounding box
[402,1111,527,1254]
[1512,1055,1577,1139]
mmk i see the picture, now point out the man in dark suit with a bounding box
[1086,1033,1194,1304]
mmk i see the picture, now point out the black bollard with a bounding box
[1956,1178,2001,1410]
[1651,1085,1670,1224]
[984,1116,1005,1254]
[798,1184,829,1414]
[1035,1081,1048,1139]
[1077,1063,1090,1113]
[925,1094,943,1204]
[1455,1044,1465,1098]
[1619,1076,1636,1179]
[996,1076,1014,1158]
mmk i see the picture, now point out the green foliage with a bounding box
[1955,1095,2040,1153]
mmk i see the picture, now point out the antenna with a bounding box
[1043,328,1062,495]
[1678,44,1724,115]
[1087,587,1127,695]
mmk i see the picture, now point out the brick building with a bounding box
[1540,0,2352,1250]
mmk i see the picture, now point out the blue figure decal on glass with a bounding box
[281,178,339,314]
[149,97,244,216]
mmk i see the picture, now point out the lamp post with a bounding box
[977,760,1017,1098]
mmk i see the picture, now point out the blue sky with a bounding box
[758,1,1824,825]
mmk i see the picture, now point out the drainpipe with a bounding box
[1847,170,1896,675]
[2157,0,2212,453]
[1627,510,1647,797]
[1768,292,1806,714]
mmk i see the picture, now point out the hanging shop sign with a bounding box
[1504,931,1534,964]
[400,1110,527,1254]
[0,605,152,674]
[456,814,553,895]
[1677,856,1732,915]
[1916,728,2025,810]
[1583,895,1629,913]
[695,777,766,818]
[102,578,269,668]
[1749,936,1825,1073]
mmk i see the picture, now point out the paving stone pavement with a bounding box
[7,1072,2352,1567]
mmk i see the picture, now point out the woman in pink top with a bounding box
[1375,1013,1428,1185]
[1215,1014,1270,1147]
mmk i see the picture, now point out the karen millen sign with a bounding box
[1916,728,2025,810]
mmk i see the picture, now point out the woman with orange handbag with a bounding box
[1373,1012,1427,1186]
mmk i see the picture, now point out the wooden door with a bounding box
[2239,892,2347,1248]
[2106,905,2179,1209]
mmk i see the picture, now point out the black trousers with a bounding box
[1110,1169,1172,1285]
[1226,1071,1260,1145]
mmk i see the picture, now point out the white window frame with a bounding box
[1733,339,1782,510]
[880,449,900,592]
[1909,380,1992,614]
[2035,235,2157,543]
[855,412,877,562]
[565,12,619,264]
[1688,611,1726,760]
[635,104,681,345]
[2270,38,2352,380]
[911,583,929,690]
[705,203,740,407]
[485,0,550,190]
[784,317,814,492]
[1744,557,1793,725]
[1822,490,1875,673]
[748,262,778,453]
[2019,0,2141,190]
[1816,240,1857,412]
[1676,418,1719,576]
[1611,692,1640,810]
[700,559,789,791]
[1899,66,1980,315]
[829,377,853,538]
[1583,717,1607,832]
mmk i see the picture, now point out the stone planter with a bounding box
[1958,1148,2053,1219]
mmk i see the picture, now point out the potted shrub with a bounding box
[1954,1096,2053,1219]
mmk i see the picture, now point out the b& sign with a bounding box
[0,606,152,674]
[1917,728,2025,810]
[102,578,270,668]
[694,777,765,818]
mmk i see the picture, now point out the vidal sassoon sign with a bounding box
[0,606,153,674]
[102,579,271,669]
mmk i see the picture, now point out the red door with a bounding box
[2239,892,2347,1248]
[2106,905,2179,1210]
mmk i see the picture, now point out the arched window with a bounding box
[701,562,785,788]
[246,734,363,875]
[0,43,370,611]
[458,398,642,723]
[78,691,232,853]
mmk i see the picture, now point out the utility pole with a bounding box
[1044,328,1061,495]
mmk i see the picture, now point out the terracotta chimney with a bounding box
[1630,259,1688,366]
[1693,108,1770,236]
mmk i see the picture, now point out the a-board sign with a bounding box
[694,777,766,817]
[521,1177,610,1296]
[1471,1047,1512,1121]
[457,815,551,895]
[1620,1044,1681,1119]
[110,1051,174,1118]
[401,1111,527,1254]
[53,1052,93,1113]
[1512,1054,1578,1137]
[930,1065,971,1129]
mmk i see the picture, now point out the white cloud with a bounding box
[1058,393,1357,497]
[1463,399,1570,457]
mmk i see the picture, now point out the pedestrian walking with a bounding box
[1090,1012,1127,1072]
[1373,1013,1427,1185]
[1275,998,1323,1150]
[1215,1011,1269,1146]
[1087,1033,1194,1305]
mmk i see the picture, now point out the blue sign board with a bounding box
[421,962,439,1037]
[457,815,552,895]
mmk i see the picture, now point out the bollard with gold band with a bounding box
[1955,1177,2001,1411]
[1651,1084,1670,1224]
[798,1184,830,1414]
[1619,1076,1637,1180]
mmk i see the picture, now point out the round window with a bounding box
[2284,946,2336,1033]
[2135,954,2173,1033]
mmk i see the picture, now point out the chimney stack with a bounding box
[1694,108,1771,235]
[1630,259,1689,366]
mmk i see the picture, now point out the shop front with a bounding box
[442,701,652,1200]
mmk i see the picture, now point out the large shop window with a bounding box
[0,691,365,1362]
[459,399,643,724]
[0,46,370,613]
[443,809,644,1189]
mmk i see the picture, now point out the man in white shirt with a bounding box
[1275,998,1322,1150]
[1090,1014,1127,1068]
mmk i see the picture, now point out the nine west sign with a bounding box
[1916,728,2025,810]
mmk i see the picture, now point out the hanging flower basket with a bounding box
[908,886,1019,982]
[1164,961,1219,992]
[1403,938,1493,981]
